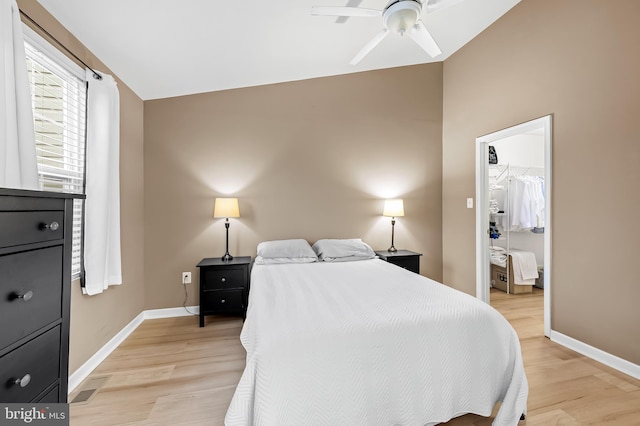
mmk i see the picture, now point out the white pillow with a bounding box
[312,238,376,262]
[255,256,318,265]
[255,239,318,264]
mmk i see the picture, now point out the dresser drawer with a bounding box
[202,268,245,290]
[0,247,63,350]
[0,211,64,249]
[35,385,60,403]
[202,289,244,312]
[0,325,61,403]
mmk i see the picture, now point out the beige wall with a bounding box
[17,0,146,374]
[144,65,443,309]
[442,0,640,364]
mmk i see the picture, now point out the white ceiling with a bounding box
[36,0,520,101]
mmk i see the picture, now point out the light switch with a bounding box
[466,198,474,209]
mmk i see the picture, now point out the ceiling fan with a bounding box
[312,0,463,65]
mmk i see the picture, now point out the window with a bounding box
[23,26,87,278]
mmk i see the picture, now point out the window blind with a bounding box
[24,40,87,278]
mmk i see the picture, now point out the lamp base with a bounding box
[222,220,233,261]
[222,253,233,262]
[388,217,398,253]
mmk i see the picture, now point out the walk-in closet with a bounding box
[488,131,545,295]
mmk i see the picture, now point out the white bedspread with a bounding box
[225,259,528,426]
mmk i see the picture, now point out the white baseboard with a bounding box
[550,330,640,380]
[143,306,199,320]
[68,311,144,393]
[68,306,199,393]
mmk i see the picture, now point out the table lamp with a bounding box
[214,197,240,261]
[383,199,404,253]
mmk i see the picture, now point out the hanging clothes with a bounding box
[497,176,545,232]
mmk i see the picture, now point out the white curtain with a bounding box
[83,69,122,295]
[0,0,39,190]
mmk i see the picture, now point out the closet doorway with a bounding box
[475,115,552,337]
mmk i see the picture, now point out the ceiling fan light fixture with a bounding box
[383,0,422,35]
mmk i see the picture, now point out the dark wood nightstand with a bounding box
[196,256,251,327]
[375,250,423,274]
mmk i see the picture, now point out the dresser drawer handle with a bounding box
[221,277,226,283]
[16,291,34,302]
[14,374,31,388]
[39,221,60,231]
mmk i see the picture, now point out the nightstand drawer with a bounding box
[0,325,61,403]
[375,250,422,274]
[389,256,420,273]
[202,268,245,290]
[202,289,243,312]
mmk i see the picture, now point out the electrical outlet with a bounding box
[182,272,192,285]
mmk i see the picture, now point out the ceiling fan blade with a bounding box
[311,6,382,18]
[336,0,364,24]
[423,0,465,13]
[408,20,442,57]
[349,29,389,66]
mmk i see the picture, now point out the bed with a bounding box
[225,241,528,426]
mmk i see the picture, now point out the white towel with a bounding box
[510,250,538,285]
[489,246,507,267]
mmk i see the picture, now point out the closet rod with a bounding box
[19,9,102,80]
[491,164,544,178]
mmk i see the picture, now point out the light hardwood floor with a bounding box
[69,288,640,425]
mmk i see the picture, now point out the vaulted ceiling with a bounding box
[36,0,521,100]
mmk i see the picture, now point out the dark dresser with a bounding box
[0,188,80,403]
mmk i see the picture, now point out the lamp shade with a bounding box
[214,198,240,218]
[383,199,404,217]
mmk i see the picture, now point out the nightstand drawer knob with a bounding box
[221,277,226,283]
[14,374,31,388]
[221,299,226,303]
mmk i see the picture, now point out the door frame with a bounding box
[475,115,552,337]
